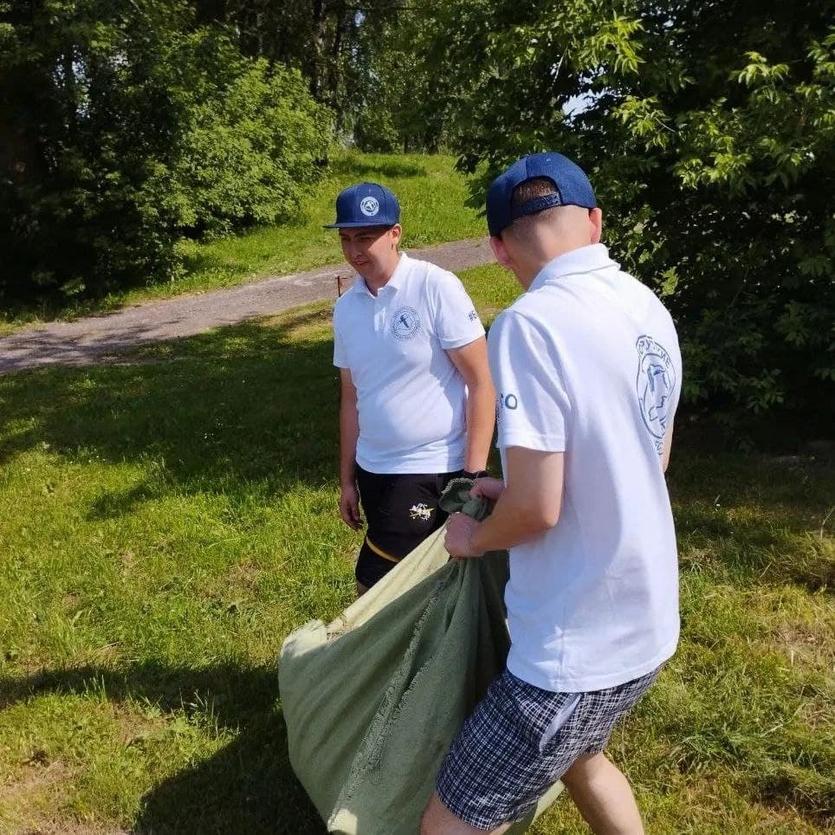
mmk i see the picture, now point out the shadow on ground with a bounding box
[0,663,324,834]
[2,302,833,832]
[0,307,338,518]
[0,307,346,831]
[329,156,426,179]
[669,453,835,593]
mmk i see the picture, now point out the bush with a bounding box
[353,107,401,153]
[419,0,835,436]
[167,58,334,237]
[0,2,334,305]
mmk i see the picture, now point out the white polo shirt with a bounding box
[333,253,485,474]
[489,243,682,692]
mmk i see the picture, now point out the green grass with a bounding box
[0,265,833,833]
[0,152,484,336]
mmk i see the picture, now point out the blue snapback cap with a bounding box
[324,182,400,228]
[486,151,596,236]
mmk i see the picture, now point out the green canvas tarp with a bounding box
[278,480,562,834]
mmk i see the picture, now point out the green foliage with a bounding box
[168,59,334,236]
[407,0,835,434]
[349,4,462,153]
[352,106,401,154]
[191,0,401,138]
[0,0,334,304]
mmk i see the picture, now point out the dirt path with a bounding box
[0,238,492,375]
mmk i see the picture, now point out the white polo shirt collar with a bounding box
[529,243,617,292]
[352,253,409,298]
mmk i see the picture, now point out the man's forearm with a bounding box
[464,381,496,472]
[340,399,359,486]
[471,486,555,553]
[446,448,563,558]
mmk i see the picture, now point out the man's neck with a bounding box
[519,241,593,289]
[364,252,402,295]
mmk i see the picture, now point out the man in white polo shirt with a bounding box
[327,182,495,594]
[421,153,682,834]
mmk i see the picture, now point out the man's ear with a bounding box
[489,234,514,270]
[589,208,603,244]
[390,224,403,247]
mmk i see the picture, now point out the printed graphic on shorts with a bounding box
[391,306,421,340]
[360,196,380,217]
[636,335,676,453]
[409,502,433,521]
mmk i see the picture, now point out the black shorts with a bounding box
[354,465,458,588]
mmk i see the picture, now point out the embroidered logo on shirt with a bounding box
[391,306,421,340]
[636,335,676,453]
[468,309,479,322]
[409,503,433,521]
[359,196,380,216]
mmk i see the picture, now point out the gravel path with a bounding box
[0,238,492,375]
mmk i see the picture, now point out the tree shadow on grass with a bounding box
[0,308,343,830]
[667,451,835,593]
[136,713,324,834]
[0,307,339,518]
[329,156,427,179]
[0,662,324,834]
[174,244,252,281]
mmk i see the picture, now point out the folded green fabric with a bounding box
[437,476,493,522]
[279,479,562,834]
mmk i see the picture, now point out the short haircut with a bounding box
[507,177,562,238]
[511,177,559,208]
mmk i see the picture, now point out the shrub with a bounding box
[0,3,334,304]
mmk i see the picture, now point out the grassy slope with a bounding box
[0,152,483,336]
[0,264,832,833]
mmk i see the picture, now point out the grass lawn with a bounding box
[0,152,484,336]
[0,265,833,833]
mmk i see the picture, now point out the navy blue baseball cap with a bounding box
[486,151,597,237]
[324,182,400,228]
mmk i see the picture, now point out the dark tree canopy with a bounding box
[0,0,334,302]
[371,0,835,433]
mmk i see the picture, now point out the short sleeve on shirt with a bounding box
[333,313,348,368]
[430,271,485,350]
[489,310,570,453]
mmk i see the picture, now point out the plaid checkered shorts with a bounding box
[436,665,661,831]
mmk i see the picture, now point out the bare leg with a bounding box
[421,792,512,835]
[561,752,644,835]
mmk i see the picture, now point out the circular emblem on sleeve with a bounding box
[359,196,380,217]
[390,306,421,340]
[636,335,676,449]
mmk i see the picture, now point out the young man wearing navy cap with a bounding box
[327,182,495,595]
[421,153,682,834]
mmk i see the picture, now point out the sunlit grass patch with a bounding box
[1,269,833,832]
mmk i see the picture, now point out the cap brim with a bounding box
[323,220,396,229]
